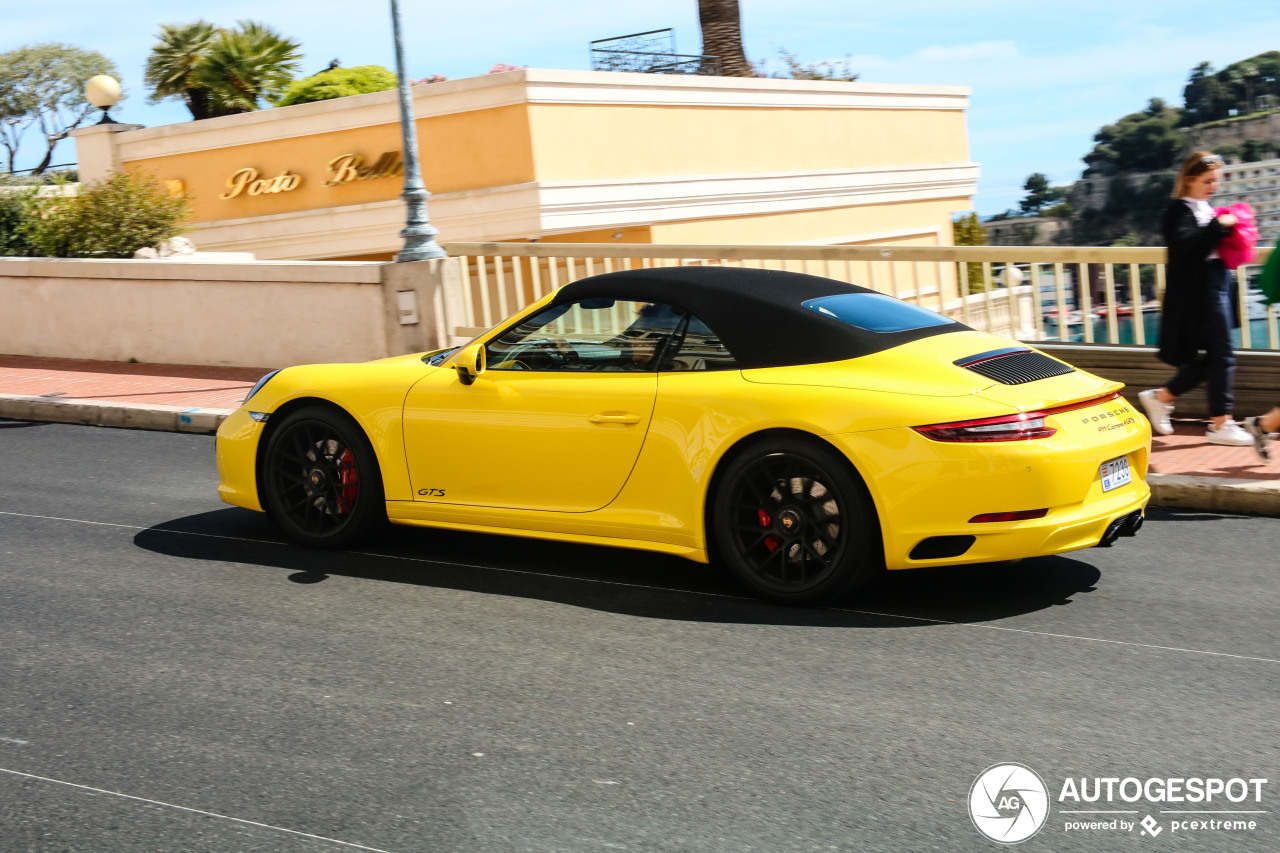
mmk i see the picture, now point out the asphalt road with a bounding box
[0,420,1276,853]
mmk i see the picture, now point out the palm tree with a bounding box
[144,21,219,120]
[144,20,300,120]
[198,21,302,116]
[698,0,752,77]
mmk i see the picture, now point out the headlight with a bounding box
[244,369,282,405]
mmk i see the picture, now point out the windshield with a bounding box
[424,346,460,366]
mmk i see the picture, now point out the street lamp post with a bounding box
[390,0,445,261]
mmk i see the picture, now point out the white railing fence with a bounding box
[442,243,1277,350]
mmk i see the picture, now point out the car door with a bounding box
[401,298,684,512]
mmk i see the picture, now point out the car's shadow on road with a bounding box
[134,507,1109,628]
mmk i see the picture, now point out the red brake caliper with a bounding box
[336,448,359,514]
[758,509,780,553]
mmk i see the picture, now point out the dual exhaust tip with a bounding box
[1096,509,1144,547]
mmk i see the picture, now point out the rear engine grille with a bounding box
[955,347,1075,385]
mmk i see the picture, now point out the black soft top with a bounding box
[551,267,967,369]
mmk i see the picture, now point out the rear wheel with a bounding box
[713,437,880,605]
[261,406,385,548]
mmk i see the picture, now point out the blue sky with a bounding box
[5,1,1279,216]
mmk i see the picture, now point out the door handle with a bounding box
[588,412,642,424]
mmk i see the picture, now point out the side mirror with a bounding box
[454,343,486,385]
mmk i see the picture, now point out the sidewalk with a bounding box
[2,354,1278,515]
[0,355,264,434]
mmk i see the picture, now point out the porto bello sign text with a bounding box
[219,151,404,200]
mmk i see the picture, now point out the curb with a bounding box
[1147,472,1280,517]
[0,394,229,435]
[3,394,1278,517]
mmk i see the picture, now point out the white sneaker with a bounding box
[1206,420,1254,446]
[1138,389,1174,435]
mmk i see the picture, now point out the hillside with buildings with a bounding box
[984,51,1280,248]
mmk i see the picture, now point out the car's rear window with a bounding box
[802,292,957,333]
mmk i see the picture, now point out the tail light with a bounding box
[914,412,1056,442]
[913,392,1120,443]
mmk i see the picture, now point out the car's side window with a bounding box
[659,313,739,372]
[487,299,686,372]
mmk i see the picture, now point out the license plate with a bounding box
[1100,456,1132,492]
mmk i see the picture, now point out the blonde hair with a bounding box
[1173,150,1224,198]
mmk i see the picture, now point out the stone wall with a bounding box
[1186,111,1280,155]
[0,257,464,368]
[983,216,1071,246]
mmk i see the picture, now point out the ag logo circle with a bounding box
[969,763,1050,844]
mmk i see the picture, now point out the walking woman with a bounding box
[1139,151,1252,445]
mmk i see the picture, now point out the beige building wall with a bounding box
[75,70,978,261]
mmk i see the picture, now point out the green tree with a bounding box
[953,212,986,246]
[0,186,35,255]
[1084,98,1185,175]
[1240,139,1267,162]
[754,49,858,81]
[1240,62,1261,112]
[1110,232,1139,287]
[275,65,398,107]
[1182,61,1230,124]
[144,20,300,119]
[144,21,219,121]
[20,170,191,258]
[0,43,119,174]
[1042,201,1073,219]
[698,0,752,77]
[1182,52,1280,123]
[197,22,302,115]
[952,213,987,294]
[1019,173,1067,215]
[1070,173,1173,246]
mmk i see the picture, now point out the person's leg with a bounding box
[1243,405,1280,462]
[1201,273,1251,445]
[1258,406,1280,433]
[1164,355,1209,400]
[1141,356,1205,436]
[1202,273,1237,429]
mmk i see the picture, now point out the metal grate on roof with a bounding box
[954,347,1075,385]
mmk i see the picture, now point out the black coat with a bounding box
[1157,199,1232,367]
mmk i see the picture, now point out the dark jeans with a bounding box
[1166,260,1236,417]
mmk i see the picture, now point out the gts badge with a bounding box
[417,488,447,498]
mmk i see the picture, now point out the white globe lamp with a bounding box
[84,75,122,124]
[1001,265,1025,288]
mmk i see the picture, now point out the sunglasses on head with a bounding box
[1200,154,1224,168]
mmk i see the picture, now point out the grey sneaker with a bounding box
[1243,417,1270,462]
[1138,389,1174,435]
[1206,420,1254,447]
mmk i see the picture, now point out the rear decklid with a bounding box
[742,330,1111,401]
[967,346,1121,411]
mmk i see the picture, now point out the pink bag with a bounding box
[1214,202,1257,269]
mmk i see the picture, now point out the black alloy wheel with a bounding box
[713,437,880,605]
[262,406,385,548]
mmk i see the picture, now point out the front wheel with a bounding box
[261,406,385,548]
[712,438,881,605]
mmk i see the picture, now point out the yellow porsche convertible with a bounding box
[216,267,1150,605]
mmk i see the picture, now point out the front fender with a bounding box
[237,363,439,502]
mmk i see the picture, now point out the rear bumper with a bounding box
[829,401,1152,570]
[892,490,1150,569]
